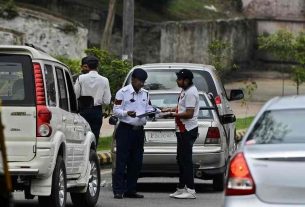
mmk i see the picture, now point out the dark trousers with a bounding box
[176,127,198,189]
[80,106,103,145]
[113,123,145,194]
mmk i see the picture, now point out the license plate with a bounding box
[145,130,176,143]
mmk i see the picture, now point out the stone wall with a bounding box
[242,0,305,20]
[0,7,88,58]
[160,19,257,65]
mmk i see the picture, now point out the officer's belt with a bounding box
[119,122,143,131]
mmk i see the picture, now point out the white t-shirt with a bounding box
[175,85,199,132]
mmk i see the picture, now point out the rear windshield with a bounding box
[247,109,305,144]
[150,93,213,119]
[0,54,35,106]
[125,69,217,96]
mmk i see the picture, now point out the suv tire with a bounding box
[38,155,67,207]
[70,150,100,207]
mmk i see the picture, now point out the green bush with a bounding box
[0,0,18,19]
[55,56,81,75]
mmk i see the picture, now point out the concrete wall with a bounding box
[160,19,256,65]
[0,7,88,58]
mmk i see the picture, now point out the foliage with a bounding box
[97,136,112,151]
[56,56,81,75]
[207,39,233,79]
[236,116,254,130]
[137,0,172,12]
[241,81,257,118]
[60,23,78,35]
[0,0,18,19]
[291,67,305,95]
[258,30,294,61]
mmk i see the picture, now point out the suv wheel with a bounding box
[38,155,67,207]
[71,150,100,207]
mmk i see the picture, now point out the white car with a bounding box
[0,45,100,207]
[111,91,236,191]
[123,63,244,156]
[224,95,305,206]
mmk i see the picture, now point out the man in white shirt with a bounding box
[74,55,111,145]
[162,69,199,199]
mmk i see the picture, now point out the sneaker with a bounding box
[169,188,185,198]
[174,188,196,199]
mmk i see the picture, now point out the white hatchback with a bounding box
[0,45,100,207]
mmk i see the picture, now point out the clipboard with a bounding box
[136,111,157,118]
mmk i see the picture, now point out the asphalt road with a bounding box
[12,167,225,207]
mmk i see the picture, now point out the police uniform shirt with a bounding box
[176,85,199,132]
[74,70,111,106]
[113,84,154,126]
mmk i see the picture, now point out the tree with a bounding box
[207,39,233,80]
[101,0,116,50]
[292,32,305,94]
[258,30,294,96]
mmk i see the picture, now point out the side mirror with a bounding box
[229,89,244,101]
[109,116,118,125]
[220,114,236,124]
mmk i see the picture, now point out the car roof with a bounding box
[0,45,64,64]
[149,90,207,96]
[264,95,305,111]
[133,63,216,72]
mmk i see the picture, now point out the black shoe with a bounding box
[124,192,144,198]
[114,193,123,199]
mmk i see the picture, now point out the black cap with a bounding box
[81,55,99,69]
[132,68,148,81]
[176,69,194,80]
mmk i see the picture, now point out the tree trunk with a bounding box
[100,0,116,50]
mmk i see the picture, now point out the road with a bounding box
[12,167,224,207]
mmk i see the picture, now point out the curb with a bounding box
[236,130,246,141]
[97,151,112,165]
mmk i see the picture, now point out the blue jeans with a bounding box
[176,127,198,189]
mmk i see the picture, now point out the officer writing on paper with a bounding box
[162,69,199,199]
[112,68,159,199]
[74,55,111,145]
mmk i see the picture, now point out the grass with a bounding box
[97,136,113,151]
[236,116,254,130]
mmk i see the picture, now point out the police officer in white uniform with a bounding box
[74,55,111,145]
[162,69,199,199]
[112,68,157,199]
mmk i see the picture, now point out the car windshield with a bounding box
[125,69,217,96]
[247,109,305,144]
[150,93,213,119]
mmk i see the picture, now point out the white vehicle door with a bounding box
[55,66,76,175]
[63,70,86,175]
[0,54,36,162]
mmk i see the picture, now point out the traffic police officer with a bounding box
[112,68,158,199]
[74,55,111,145]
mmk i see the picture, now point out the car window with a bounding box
[247,109,305,144]
[0,54,35,106]
[55,67,69,111]
[150,94,213,119]
[44,65,57,107]
[64,70,77,113]
[125,69,217,96]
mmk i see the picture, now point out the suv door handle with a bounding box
[62,116,67,122]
